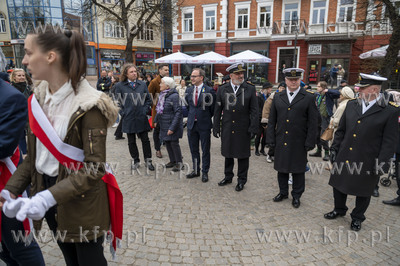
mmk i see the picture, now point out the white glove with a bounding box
[1,190,30,219]
[16,190,57,221]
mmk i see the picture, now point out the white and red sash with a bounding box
[0,147,32,241]
[28,95,123,257]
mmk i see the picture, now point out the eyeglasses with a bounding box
[190,75,200,78]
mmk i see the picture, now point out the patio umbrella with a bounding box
[359,45,400,59]
[186,52,228,80]
[155,51,192,75]
[225,50,272,64]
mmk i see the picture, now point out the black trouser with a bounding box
[153,123,161,151]
[187,122,211,174]
[277,172,305,199]
[316,115,330,151]
[127,131,152,163]
[268,146,275,156]
[224,157,249,185]
[333,188,371,222]
[255,125,266,152]
[114,116,123,138]
[42,174,107,266]
[396,153,400,197]
[165,140,182,164]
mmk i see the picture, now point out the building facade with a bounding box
[173,0,399,85]
[1,0,170,76]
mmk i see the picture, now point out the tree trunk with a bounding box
[124,33,135,63]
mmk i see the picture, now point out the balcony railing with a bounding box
[272,19,308,35]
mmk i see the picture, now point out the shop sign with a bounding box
[101,49,123,59]
[308,44,322,55]
[136,52,155,60]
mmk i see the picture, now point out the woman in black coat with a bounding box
[154,77,184,171]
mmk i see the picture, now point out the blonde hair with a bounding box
[10,68,26,83]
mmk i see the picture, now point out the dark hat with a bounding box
[283,68,304,79]
[222,75,230,81]
[278,82,286,88]
[262,82,273,89]
[355,73,387,88]
[226,63,246,74]
[340,79,347,84]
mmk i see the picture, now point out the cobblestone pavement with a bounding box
[37,126,400,265]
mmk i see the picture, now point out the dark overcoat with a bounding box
[185,84,216,132]
[266,88,319,173]
[329,99,399,197]
[213,82,259,159]
[155,89,183,141]
[114,80,152,134]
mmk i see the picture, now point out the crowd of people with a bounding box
[1,26,400,265]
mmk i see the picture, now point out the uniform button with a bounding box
[357,120,361,124]
[349,147,353,151]
[232,121,235,123]
[76,111,80,114]
[284,143,287,146]
[286,119,289,123]
[285,131,288,134]
[288,108,291,110]
[233,110,235,112]
[232,131,234,133]
[353,134,356,137]
[81,194,85,198]
[345,160,349,163]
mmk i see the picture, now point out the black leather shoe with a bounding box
[165,162,175,168]
[218,178,232,186]
[115,136,125,140]
[260,151,268,156]
[372,187,379,197]
[186,171,200,179]
[309,150,321,157]
[292,198,300,208]
[172,163,184,172]
[145,161,155,171]
[255,150,260,156]
[382,197,400,206]
[202,173,208,183]
[235,183,244,191]
[273,193,288,202]
[350,220,362,231]
[323,154,330,161]
[324,211,346,220]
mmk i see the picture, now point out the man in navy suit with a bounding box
[0,77,45,265]
[185,68,216,182]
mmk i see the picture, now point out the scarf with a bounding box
[156,89,171,114]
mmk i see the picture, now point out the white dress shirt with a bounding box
[193,83,203,104]
[286,87,300,103]
[36,80,77,176]
[362,94,381,114]
[230,82,240,94]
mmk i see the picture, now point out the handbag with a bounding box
[321,122,334,141]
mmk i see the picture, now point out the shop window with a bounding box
[259,5,271,27]
[237,8,249,29]
[0,14,6,33]
[183,12,193,32]
[205,10,215,31]
[338,0,354,22]
[311,0,326,24]
[104,21,124,38]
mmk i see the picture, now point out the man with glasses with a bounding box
[213,63,259,192]
[185,68,216,182]
[266,68,319,208]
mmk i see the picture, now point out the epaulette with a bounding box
[306,89,314,94]
[389,101,399,107]
[246,81,255,86]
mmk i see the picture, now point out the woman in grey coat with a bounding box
[154,77,184,171]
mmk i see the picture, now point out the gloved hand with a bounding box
[250,132,256,139]
[266,143,275,148]
[305,146,314,152]
[16,190,57,221]
[2,190,29,219]
[213,129,220,138]
[330,149,337,164]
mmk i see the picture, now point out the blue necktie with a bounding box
[130,81,135,88]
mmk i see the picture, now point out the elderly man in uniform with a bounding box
[266,68,319,208]
[213,63,259,192]
[325,73,399,231]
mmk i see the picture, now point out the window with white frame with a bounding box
[104,21,124,38]
[259,5,272,27]
[338,0,354,22]
[138,23,154,40]
[103,0,111,3]
[0,14,6,33]
[205,10,215,31]
[311,0,326,24]
[237,8,249,29]
[183,12,193,32]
